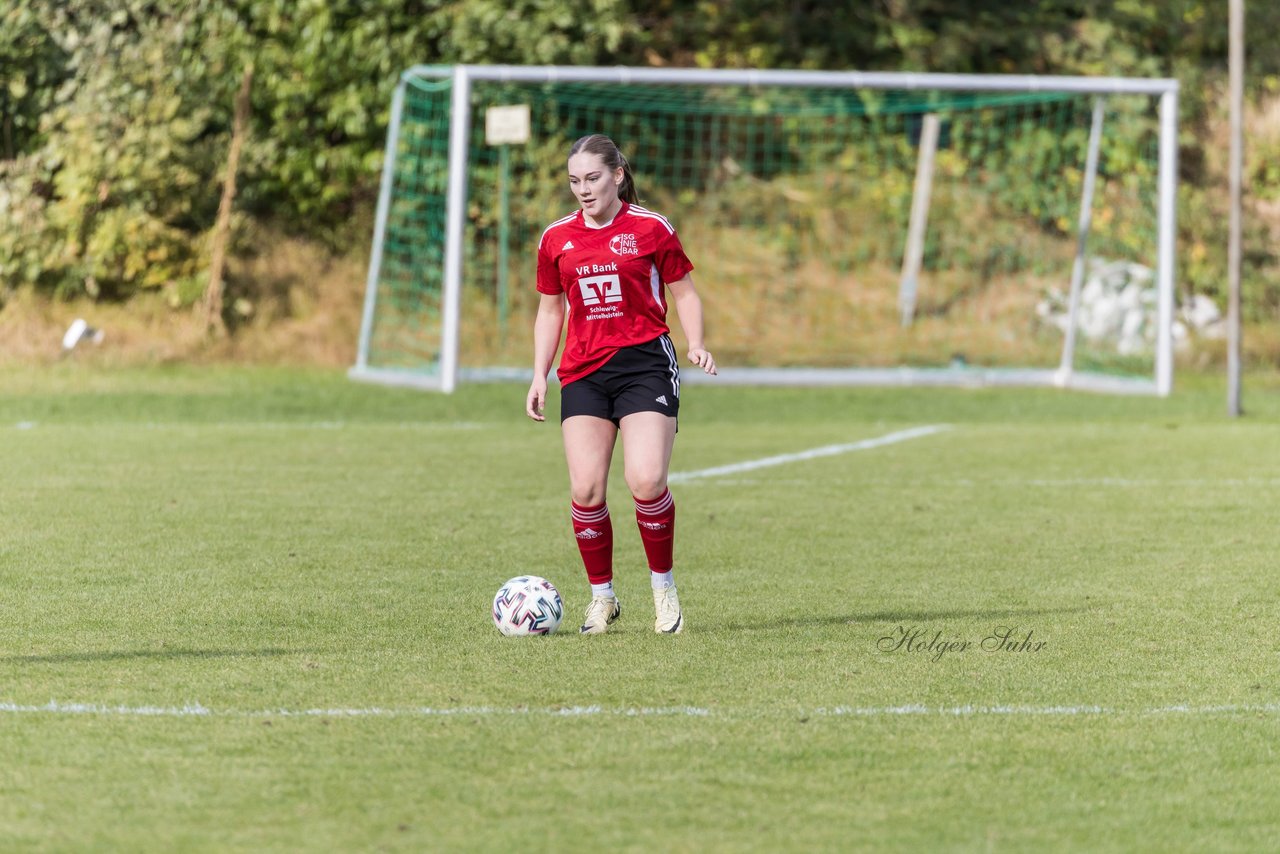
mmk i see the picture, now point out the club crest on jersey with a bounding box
[609,233,638,256]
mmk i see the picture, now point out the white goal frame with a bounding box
[351,65,1180,396]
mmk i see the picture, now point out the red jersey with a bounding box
[536,202,694,385]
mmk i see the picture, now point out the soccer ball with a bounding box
[492,575,564,636]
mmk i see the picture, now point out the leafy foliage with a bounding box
[0,2,67,159]
[1,3,226,300]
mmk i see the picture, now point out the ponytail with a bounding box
[618,155,638,205]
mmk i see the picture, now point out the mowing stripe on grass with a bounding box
[5,700,1279,719]
[668,424,951,484]
[10,421,490,430]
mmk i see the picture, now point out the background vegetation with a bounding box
[2,0,1279,361]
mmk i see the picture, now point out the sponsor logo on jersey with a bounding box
[576,527,603,539]
[562,240,575,250]
[609,233,638,256]
[577,273,623,307]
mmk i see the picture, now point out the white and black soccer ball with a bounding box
[492,575,564,636]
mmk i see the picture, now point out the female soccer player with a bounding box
[525,134,716,635]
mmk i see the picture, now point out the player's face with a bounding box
[567,152,624,224]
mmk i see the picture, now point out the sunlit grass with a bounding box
[1,366,1278,850]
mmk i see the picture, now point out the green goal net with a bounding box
[353,67,1177,394]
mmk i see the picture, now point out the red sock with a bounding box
[633,488,675,572]
[571,502,613,585]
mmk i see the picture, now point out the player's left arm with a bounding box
[667,274,717,375]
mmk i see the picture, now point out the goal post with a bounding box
[351,65,1179,395]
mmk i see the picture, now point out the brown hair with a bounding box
[568,134,638,205]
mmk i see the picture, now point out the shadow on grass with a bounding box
[0,647,308,665]
[720,605,1096,632]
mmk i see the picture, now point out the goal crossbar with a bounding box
[403,64,1179,96]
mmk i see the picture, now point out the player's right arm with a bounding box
[526,292,566,421]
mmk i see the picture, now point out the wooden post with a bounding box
[899,113,940,327]
[204,65,253,337]
[1227,0,1244,416]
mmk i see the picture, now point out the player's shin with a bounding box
[571,501,614,594]
[634,488,675,587]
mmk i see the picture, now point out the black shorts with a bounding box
[561,335,681,425]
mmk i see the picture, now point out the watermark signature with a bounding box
[877,625,1047,662]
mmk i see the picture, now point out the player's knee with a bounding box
[570,482,608,507]
[625,471,667,502]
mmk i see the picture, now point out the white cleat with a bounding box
[580,595,621,634]
[653,585,683,634]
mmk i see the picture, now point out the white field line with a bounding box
[1023,477,1280,487]
[4,700,1279,720]
[668,424,951,484]
[808,704,1280,716]
[800,477,1280,488]
[0,701,709,719]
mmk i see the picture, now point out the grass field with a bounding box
[2,365,1280,851]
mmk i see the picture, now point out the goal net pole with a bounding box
[354,79,406,377]
[898,113,940,328]
[1157,88,1179,397]
[439,66,472,394]
[1056,97,1106,386]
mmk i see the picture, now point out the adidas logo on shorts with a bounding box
[655,395,668,406]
